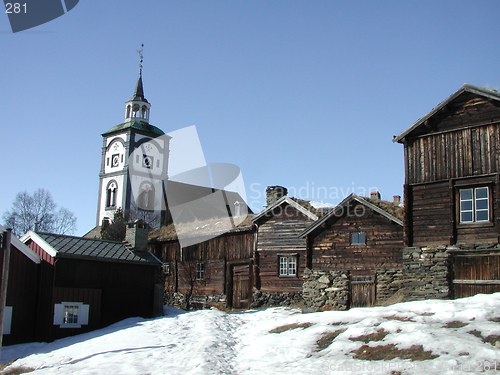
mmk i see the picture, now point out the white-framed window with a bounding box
[460,187,490,223]
[350,232,366,245]
[106,181,118,208]
[279,256,297,276]
[196,263,205,280]
[162,263,170,276]
[54,302,89,328]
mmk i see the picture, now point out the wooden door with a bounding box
[231,264,251,309]
[452,254,500,298]
[350,275,375,308]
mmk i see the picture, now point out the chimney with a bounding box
[266,186,288,206]
[393,195,401,205]
[370,191,381,201]
[125,220,149,252]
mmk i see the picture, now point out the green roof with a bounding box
[103,121,165,136]
[37,232,161,265]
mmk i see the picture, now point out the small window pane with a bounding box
[461,211,473,222]
[476,210,489,222]
[351,232,366,245]
[475,187,488,199]
[63,305,79,324]
[461,201,473,211]
[460,189,473,200]
[288,257,297,276]
[476,199,488,210]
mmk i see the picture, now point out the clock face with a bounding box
[143,154,153,169]
[112,154,120,167]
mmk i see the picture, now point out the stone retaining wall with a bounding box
[164,292,227,310]
[250,291,303,308]
[302,269,350,310]
[402,246,451,300]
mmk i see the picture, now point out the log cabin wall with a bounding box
[403,92,500,247]
[310,201,403,271]
[255,204,315,296]
[150,228,255,309]
[304,198,404,309]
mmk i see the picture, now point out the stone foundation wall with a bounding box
[402,246,451,301]
[302,269,350,310]
[250,291,303,308]
[164,292,227,310]
[376,268,404,303]
[302,268,405,310]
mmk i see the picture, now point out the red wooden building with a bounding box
[0,224,40,345]
[0,221,162,344]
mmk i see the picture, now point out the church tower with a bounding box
[96,67,170,227]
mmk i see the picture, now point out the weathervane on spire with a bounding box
[136,43,144,75]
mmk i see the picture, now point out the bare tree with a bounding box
[3,188,77,237]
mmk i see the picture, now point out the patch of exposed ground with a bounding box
[269,322,313,334]
[315,328,348,351]
[443,320,468,329]
[349,328,390,343]
[383,315,415,322]
[468,329,500,346]
[0,362,34,375]
[351,344,439,361]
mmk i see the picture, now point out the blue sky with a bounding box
[1,1,500,235]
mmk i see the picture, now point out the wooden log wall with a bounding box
[408,177,499,246]
[311,202,403,271]
[407,123,499,184]
[256,205,315,293]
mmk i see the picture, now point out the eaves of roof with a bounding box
[299,193,402,238]
[252,196,318,223]
[393,83,500,144]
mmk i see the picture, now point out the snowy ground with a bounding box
[4,293,500,374]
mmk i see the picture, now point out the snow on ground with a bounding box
[4,294,500,374]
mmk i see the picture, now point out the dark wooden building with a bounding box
[149,223,255,309]
[394,84,500,300]
[300,193,403,309]
[6,221,163,343]
[251,194,318,306]
[0,225,41,345]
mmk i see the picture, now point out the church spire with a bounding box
[124,44,150,123]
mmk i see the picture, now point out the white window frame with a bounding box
[54,302,89,328]
[162,263,170,275]
[460,187,490,223]
[196,263,205,280]
[279,256,297,276]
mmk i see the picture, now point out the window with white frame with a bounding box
[196,263,205,280]
[162,263,170,276]
[460,187,490,223]
[279,256,297,276]
[53,302,89,328]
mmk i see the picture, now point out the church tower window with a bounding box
[106,181,118,208]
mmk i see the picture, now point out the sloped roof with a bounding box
[21,231,161,265]
[252,196,319,223]
[0,224,40,264]
[300,193,402,238]
[393,84,500,143]
[102,120,165,137]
